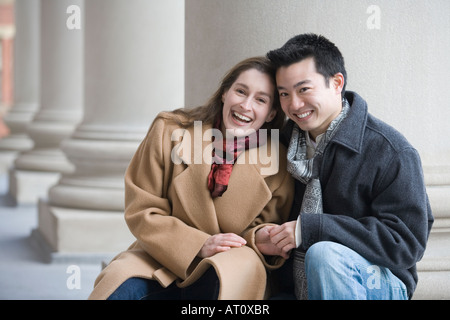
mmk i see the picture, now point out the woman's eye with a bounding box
[279,92,288,97]
[257,98,267,104]
[236,89,246,95]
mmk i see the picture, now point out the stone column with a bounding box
[10,0,83,204]
[0,0,39,173]
[34,0,184,262]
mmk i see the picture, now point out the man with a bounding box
[255,33,433,300]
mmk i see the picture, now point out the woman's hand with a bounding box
[197,233,247,258]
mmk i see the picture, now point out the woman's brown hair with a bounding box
[163,56,285,131]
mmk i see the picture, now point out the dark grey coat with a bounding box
[280,91,433,298]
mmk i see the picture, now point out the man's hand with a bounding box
[255,226,289,259]
[268,221,297,259]
[198,233,246,258]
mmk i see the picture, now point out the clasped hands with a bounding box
[254,221,297,259]
[197,221,297,259]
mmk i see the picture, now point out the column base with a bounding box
[14,148,75,173]
[0,150,17,174]
[35,199,135,263]
[0,133,33,152]
[29,229,117,264]
[48,182,125,211]
[9,168,60,205]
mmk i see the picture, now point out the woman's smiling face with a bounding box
[221,68,276,136]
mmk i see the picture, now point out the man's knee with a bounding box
[304,241,362,282]
[304,241,364,299]
[305,241,345,271]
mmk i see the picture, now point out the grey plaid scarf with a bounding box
[287,99,350,300]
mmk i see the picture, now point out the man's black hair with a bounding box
[267,33,347,95]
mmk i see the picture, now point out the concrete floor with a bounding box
[0,173,102,300]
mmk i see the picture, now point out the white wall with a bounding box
[185,0,450,170]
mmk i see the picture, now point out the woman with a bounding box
[88,57,294,300]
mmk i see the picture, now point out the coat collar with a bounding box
[281,91,368,155]
[329,91,368,154]
[173,121,280,175]
[171,121,274,234]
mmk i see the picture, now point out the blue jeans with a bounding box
[107,266,220,300]
[304,241,408,300]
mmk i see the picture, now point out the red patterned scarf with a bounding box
[207,118,266,198]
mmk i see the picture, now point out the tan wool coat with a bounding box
[88,112,294,300]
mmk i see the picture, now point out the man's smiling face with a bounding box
[276,57,344,140]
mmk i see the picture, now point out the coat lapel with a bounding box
[172,124,220,234]
[172,123,274,235]
[213,140,276,233]
[213,162,272,233]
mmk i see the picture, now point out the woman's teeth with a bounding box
[233,111,252,123]
[296,111,312,119]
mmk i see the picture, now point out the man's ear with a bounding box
[332,73,345,95]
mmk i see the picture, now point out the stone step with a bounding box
[423,164,450,187]
[417,231,450,272]
[413,182,450,299]
[413,271,450,300]
[414,231,450,299]
[426,185,450,220]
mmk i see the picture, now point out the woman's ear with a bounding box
[221,89,228,103]
[265,108,277,123]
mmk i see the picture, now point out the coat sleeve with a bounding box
[124,116,210,280]
[301,147,433,270]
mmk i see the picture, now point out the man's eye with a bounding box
[299,87,309,93]
[279,92,288,97]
